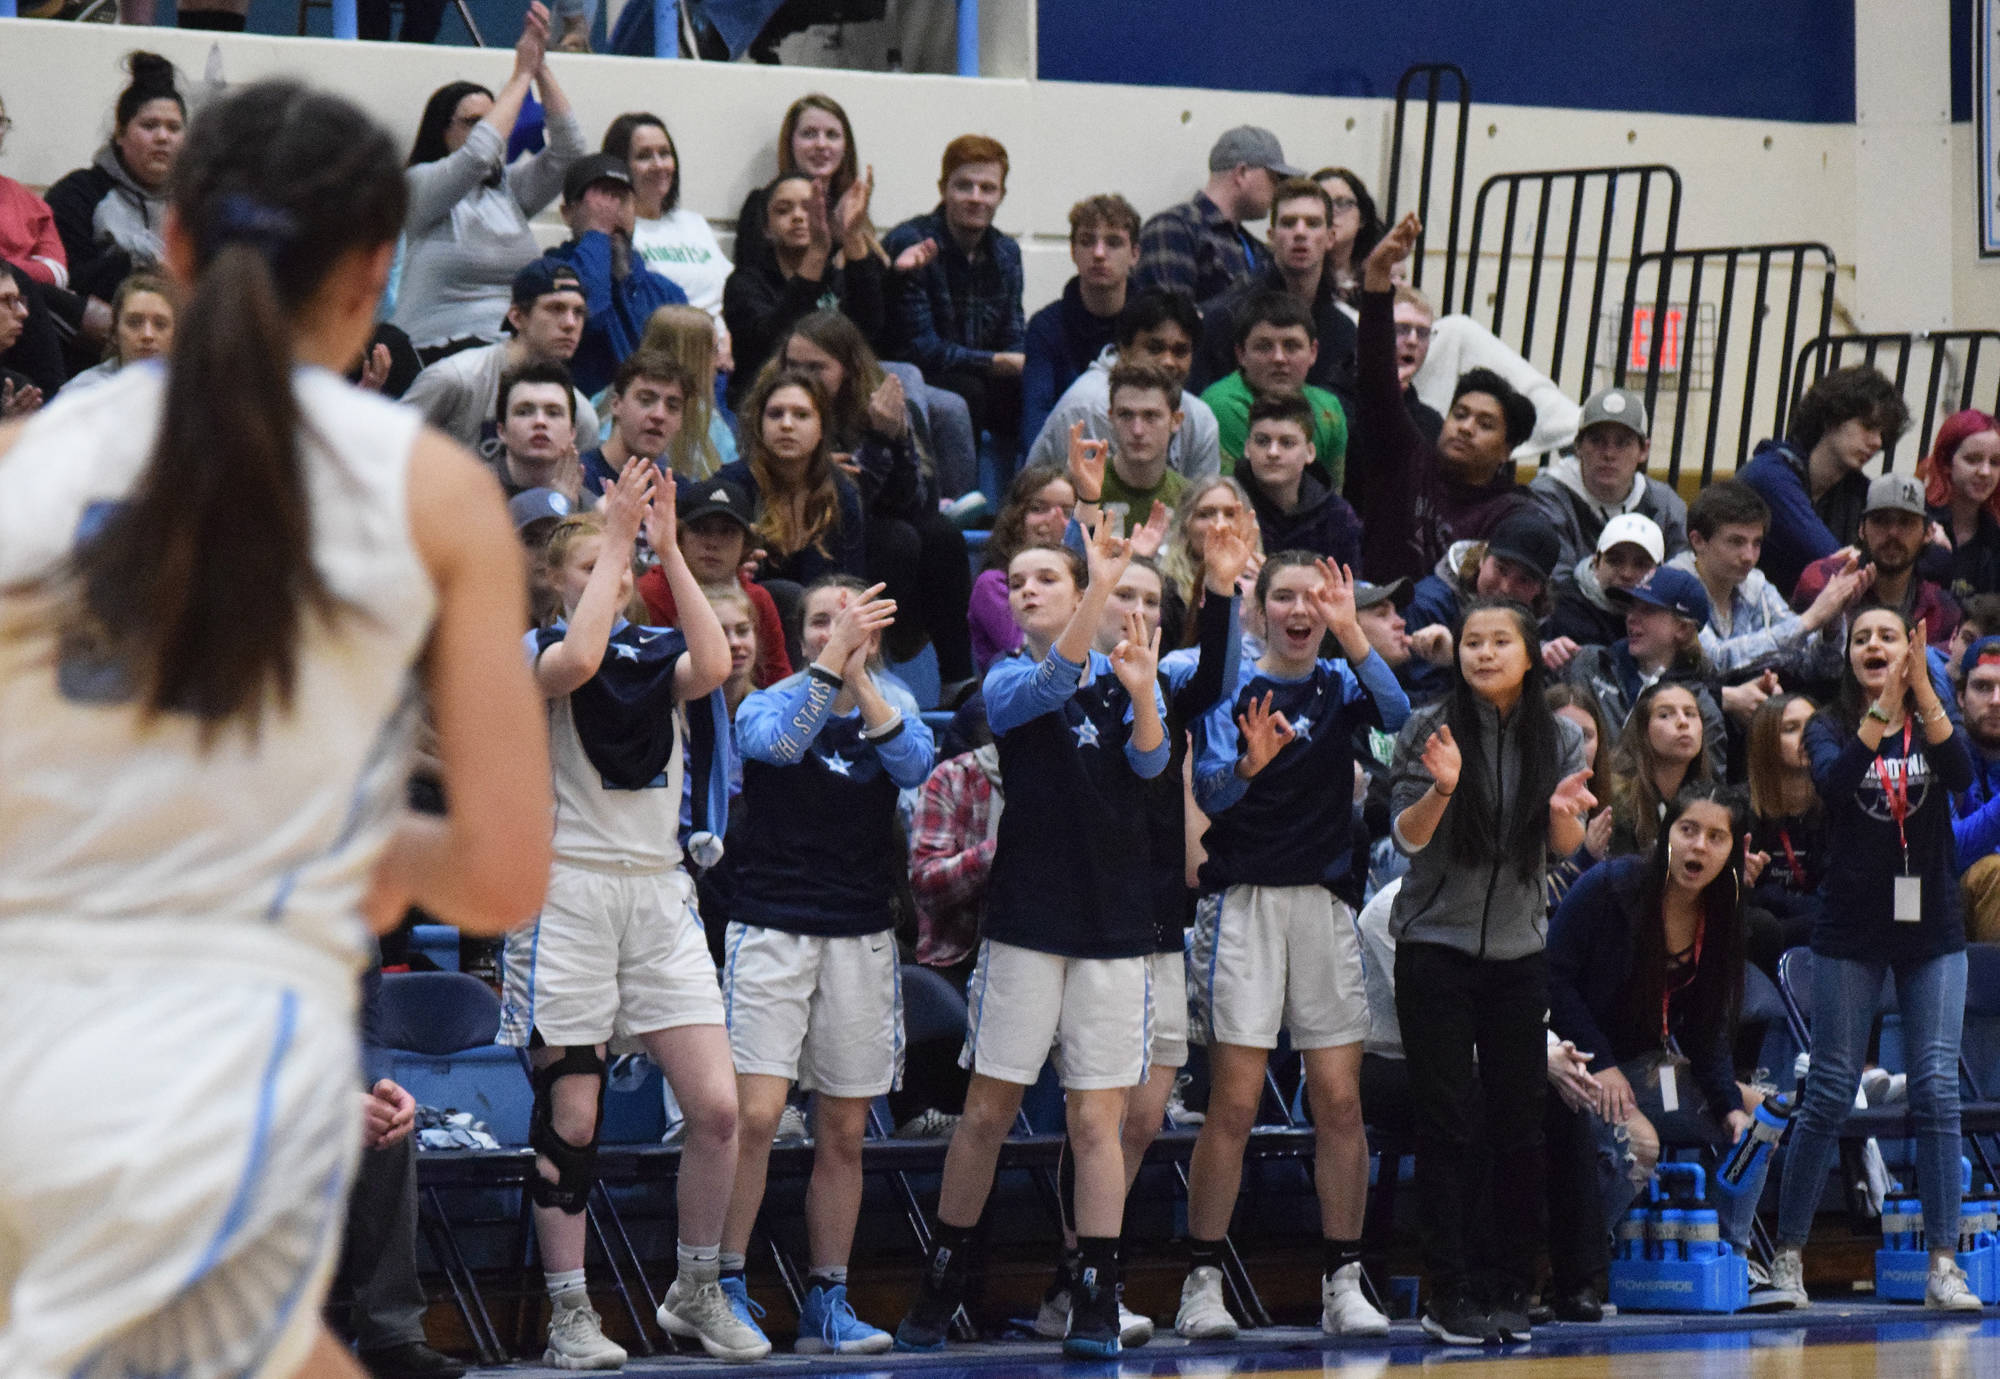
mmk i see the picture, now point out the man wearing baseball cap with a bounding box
[1528,386,1689,591]
[1135,126,1302,313]
[1547,511,1665,649]
[548,151,688,396]
[1402,510,1563,700]
[1564,565,1727,769]
[636,477,793,689]
[401,257,603,458]
[1793,473,1960,651]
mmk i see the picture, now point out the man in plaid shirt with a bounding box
[885,134,1028,472]
[1135,126,1301,315]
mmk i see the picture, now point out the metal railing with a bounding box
[1458,164,1681,416]
[1612,242,1839,486]
[1789,331,2000,471]
[1383,62,1470,308]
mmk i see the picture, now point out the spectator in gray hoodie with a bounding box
[1527,387,1687,593]
[392,3,583,361]
[1385,598,1593,1347]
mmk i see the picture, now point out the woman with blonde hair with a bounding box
[637,302,733,477]
[1160,475,1261,649]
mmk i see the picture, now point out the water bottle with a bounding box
[1881,1192,1913,1251]
[1656,1206,1689,1262]
[1684,1204,1724,1261]
[1714,1092,1794,1198]
[1617,1208,1649,1262]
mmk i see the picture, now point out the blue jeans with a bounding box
[1775,949,1967,1247]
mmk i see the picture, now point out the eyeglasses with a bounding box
[1394,323,1433,343]
[1327,196,1358,214]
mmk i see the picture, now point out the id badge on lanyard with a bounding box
[1877,723,1920,922]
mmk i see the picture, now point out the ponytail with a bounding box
[50,81,406,742]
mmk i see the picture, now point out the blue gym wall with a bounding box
[1036,0,1859,123]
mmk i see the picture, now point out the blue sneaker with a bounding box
[796,1283,893,1354]
[716,1275,769,1339]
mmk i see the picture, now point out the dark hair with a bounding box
[1009,540,1087,590]
[1252,548,1320,604]
[1115,289,1200,350]
[777,94,860,197]
[1309,165,1385,263]
[1545,681,1612,776]
[1269,176,1335,227]
[743,367,843,559]
[776,310,888,448]
[1106,361,1180,411]
[51,82,405,740]
[499,358,576,422]
[1746,691,1816,819]
[1068,193,1141,244]
[1626,780,1748,1056]
[408,80,492,167]
[1611,680,1713,853]
[1687,478,1770,540]
[612,347,691,400]
[986,465,1075,572]
[601,112,679,213]
[115,51,184,132]
[1247,391,1314,438]
[1452,367,1536,450]
[1962,593,2000,643]
[1827,606,1920,733]
[1790,364,1911,453]
[1233,290,1317,348]
[1439,598,1564,881]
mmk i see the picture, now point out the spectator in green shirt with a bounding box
[1201,291,1347,488]
[1072,362,1193,522]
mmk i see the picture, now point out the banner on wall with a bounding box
[1982,0,2000,255]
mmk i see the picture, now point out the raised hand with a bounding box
[1131,500,1170,560]
[1066,419,1107,503]
[1541,636,1580,673]
[1584,806,1615,860]
[0,376,43,418]
[834,164,874,242]
[1550,767,1597,822]
[1364,211,1422,289]
[1909,619,1943,712]
[1805,550,1873,629]
[865,370,906,438]
[1236,691,1297,779]
[1410,623,1454,666]
[642,463,679,559]
[1110,609,1161,698]
[1084,508,1133,588]
[892,237,939,274]
[552,437,582,503]
[601,454,655,546]
[1419,723,1460,795]
[514,0,550,78]
[1742,834,1771,888]
[824,582,896,669]
[357,342,392,393]
[1203,522,1251,595]
[1310,559,1360,638]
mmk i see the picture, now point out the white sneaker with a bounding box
[1174,1265,1239,1339]
[773,1103,811,1146]
[546,1301,628,1370]
[1320,1262,1389,1337]
[1926,1259,1984,1312]
[1116,1290,1155,1347]
[1759,1248,1808,1310]
[656,1276,774,1361]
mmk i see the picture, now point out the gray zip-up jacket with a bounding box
[1386,699,1585,961]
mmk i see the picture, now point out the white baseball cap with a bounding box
[1595,512,1665,563]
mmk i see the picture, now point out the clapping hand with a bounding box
[601,454,655,547]
[892,237,939,273]
[1550,767,1597,823]
[1235,691,1296,779]
[1419,723,1460,796]
[1203,523,1251,596]
[641,463,679,560]
[834,164,874,244]
[1131,501,1170,560]
[865,370,907,438]
[823,582,896,671]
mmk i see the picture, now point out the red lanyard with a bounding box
[1777,825,1807,889]
[1874,722,1914,873]
[1661,918,1705,1048]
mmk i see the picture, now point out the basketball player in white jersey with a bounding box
[0,82,552,1379]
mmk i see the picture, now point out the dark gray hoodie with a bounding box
[1386,698,1585,961]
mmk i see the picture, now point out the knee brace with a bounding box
[528,1045,606,1215]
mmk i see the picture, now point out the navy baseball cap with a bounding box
[1617,565,1711,625]
[508,486,574,531]
[1965,635,2000,675]
[510,257,584,310]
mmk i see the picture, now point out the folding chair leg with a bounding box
[420,1186,508,1364]
[450,0,484,44]
[765,1235,806,1313]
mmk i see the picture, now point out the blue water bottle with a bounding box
[1714,1092,1793,1198]
[1617,1208,1649,1262]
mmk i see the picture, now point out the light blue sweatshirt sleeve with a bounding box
[985,650,1085,735]
[1346,648,1411,732]
[1123,673,1171,779]
[873,681,938,789]
[735,671,840,765]
[1192,694,1251,815]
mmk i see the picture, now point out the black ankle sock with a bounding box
[1076,1236,1119,1293]
[1324,1237,1362,1277]
[1188,1237,1224,1271]
[926,1221,974,1290]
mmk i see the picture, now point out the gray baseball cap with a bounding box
[1208,126,1303,178]
[1355,577,1411,611]
[1579,387,1650,440]
[1864,473,1926,519]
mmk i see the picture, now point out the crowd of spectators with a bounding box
[13,33,2000,1373]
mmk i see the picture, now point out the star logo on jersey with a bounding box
[611,642,641,661]
[822,751,854,776]
[1289,714,1313,743]
[1073,718,1101,749]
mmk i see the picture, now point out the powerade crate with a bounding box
[1874,1162,2000,1303]
[1608,1163,1749,1314]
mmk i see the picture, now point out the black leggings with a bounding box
[865,510,974,684]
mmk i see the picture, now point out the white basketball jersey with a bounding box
[0,363,436,970]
